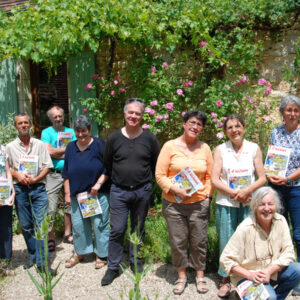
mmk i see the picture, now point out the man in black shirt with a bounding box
[101,98,160,286]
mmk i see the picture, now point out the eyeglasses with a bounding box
[187,120,203,128]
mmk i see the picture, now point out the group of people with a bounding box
[1,95,300,299]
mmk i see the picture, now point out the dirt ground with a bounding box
[0,234,299,300]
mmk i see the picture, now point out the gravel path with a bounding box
[0,234,299,300]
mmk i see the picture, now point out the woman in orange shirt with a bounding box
[156,110,213,295]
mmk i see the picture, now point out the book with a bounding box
[18,155,38,177]
[228,168,252,190]
[57,132,73,148]
[264,145,291,176]
[171,167,204,203]
[76,192,102,218]
[236,280,269,300]
[0,178,11,205]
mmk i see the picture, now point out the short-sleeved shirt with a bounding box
[216,139,258,207]
[6,137,53,184]
[270,125,300,186]
[41,126,76,171]
[62,137,108,196]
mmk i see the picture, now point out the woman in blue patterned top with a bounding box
[268,95,300,295]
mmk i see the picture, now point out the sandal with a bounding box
[48,239,56,252]
[95,257,107,269]
[173,278,187,295]
[196,277,209,294]
[63,234,73,244]
[218,282,231,298]
[65,254,83,268]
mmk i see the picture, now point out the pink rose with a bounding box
[164,113,169,120]
[265,102,270,109]
[150,100,158,106]
[222,117,227,121]
[162,62,168,69]
[101,85,105,89]
[142,124,150,129]
[234,100,239,105]
[188,80,193,86]
[151,66,156,72]
[258,78,267,86]
[264,86,272,96]
[240,75,247,83]
[165,102,174,111]
[263,116,271,122]
[110,90,115,95]
[157,129,161,133]
[184,82,189,88]
[83,108,88,113]
[113,80,118,85]
[92,74,99,80]
[156,115,163,122]
[101,76,105,81]
[217,122,223,128]
[213,118,217,123]
[216,100,223,107]
[145,107,151,113]
[253,103,258,109]
[248,97,254,103]
[177,89,183,96]
[181,112,186,117]
[149,109,156,116]
[84,83,93,91]
[120,88,126,93]
[211,112,217,118]
[199,41,208,47]
[235,81,241,86]
[115,76,119,80]
[216,132,224,139]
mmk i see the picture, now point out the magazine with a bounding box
[0,148,6,178]
[171,167,203,203]
[76,192,102,218]
[236,280,269,300]
[228,168,252,190]
[264,145,291,176]
[57,132,73,148]
[18,155,38,177]
[0,178,11,205]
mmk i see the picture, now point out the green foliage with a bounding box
[0,0,296,70]
[140,215,172,263]
[0,114,18,145]
[27,214,63,300]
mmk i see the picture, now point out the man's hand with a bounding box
[15,172,31,185]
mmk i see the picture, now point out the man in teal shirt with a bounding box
[41,106,76,251]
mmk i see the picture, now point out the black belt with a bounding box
[115,182,150,191]
[51,169,62,174]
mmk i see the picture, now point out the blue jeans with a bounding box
[71,193,110,257]
[0,205,13,260]
[14,183,48,267]
[108,182,152,270]
[264,263,300,300]
[269,183,300,262]
[216,204,251,277]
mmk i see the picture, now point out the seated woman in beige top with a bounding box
[220,186,300,300]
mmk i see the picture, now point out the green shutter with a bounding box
[69,52,98,136]
[0,59,18,124]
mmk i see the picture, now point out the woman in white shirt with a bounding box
[212,114,266,297]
